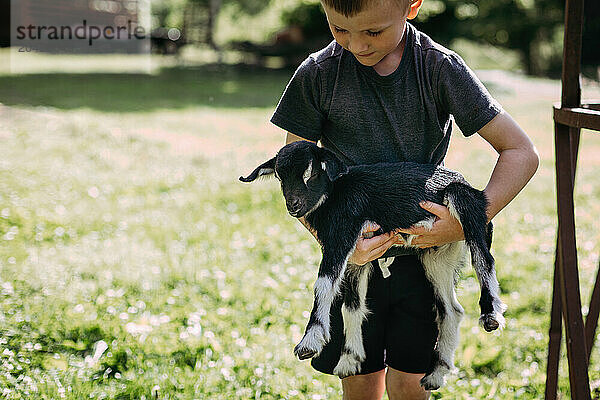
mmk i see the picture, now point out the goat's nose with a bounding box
[287,198,301,212]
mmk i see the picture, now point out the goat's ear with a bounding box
[318,148,348,181]
[239,157,276,182]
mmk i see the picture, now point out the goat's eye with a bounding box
[306,173,319,185]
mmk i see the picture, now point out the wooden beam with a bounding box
[545,260,562,400]
[545,129,580,400]
[554,106,600,131]
[555,122,590,399]
[560,0,584,108]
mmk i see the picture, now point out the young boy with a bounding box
[270,0,539,398]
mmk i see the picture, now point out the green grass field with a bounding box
[1,51,600,399]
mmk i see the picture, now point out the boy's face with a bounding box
[322,0,416,68]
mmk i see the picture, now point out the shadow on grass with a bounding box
[0,64,293,112]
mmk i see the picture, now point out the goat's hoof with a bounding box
[294,344,317,360]
[294,325,327,360]
[481,313,500,332]
[420,374,442,391]
[333,353,362,378]
[420,362,449,391]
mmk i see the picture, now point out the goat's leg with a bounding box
[333,262,373,378]
[469,240,507,331]
[444,183,506,332]
[420,242,465,390]
[294,243,356,360]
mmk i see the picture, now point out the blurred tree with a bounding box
[150,0,598,76]
[150,0,271,50]
[152,0,187,28]
[228,2,331,67]
[281,2,329,40]
[581,0,600,78]
[277,0,598,77]
[183,0,272,49]
[414,0,565,76]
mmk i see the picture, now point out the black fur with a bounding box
[240,141,506,388]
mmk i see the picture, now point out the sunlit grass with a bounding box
[0,60,600,399]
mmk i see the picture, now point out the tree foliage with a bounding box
[152,0,273,49]
[187,0,272,16]
[272,0,597,77]
[414,0,565,75]
[281,2,329,40]
[270,0,569,75]
[152,0,599,77]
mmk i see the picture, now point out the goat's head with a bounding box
[239,141,348,218]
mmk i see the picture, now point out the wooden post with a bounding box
[544,258,562,400]
[545,0,593,397]
[554,122,590,399]
[545,129,581,399]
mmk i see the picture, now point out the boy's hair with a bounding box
[321,0,411,17]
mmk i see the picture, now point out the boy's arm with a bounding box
[402,110,539,248]
[476,110,539,221]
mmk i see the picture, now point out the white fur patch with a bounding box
[303,160,313,185]
[333,353,362,377]
[297,229,361,364]
[311,234,360,338]
[313,276,336,341]
[258,167,274,178]
[341,265,371,359]
[333,263,372,378]
[341,305,367,360]
[379,257,394,278]
[420,242,467,372]
[444,194,463,228]
[305,193,327,216]
[404,217,435,246]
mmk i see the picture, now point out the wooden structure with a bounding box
[11,0,143,53]
[544,0,600,398]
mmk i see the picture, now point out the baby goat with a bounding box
[240,141,506,390]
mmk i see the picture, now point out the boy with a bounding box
[270,0,539,398]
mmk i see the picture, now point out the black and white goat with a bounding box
[240,141,506,390]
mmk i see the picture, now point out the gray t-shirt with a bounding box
[271,22,502,166]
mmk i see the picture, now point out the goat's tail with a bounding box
[444,182,506,331]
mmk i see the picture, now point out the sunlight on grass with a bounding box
[1,58,600,399]
[0,48,157,75]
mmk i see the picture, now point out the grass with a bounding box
[0,67,292,113]
[1,52,600,399]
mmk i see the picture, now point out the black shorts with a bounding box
[311,255,439,376]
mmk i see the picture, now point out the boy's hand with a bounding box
[397,201,464,248]
[348,222,402,266]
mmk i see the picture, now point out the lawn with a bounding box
[1,51,600,399]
